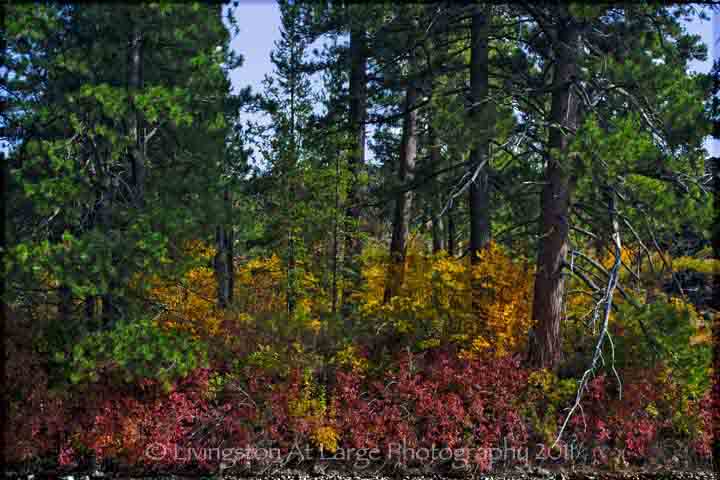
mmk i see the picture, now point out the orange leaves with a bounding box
[149,264,225,339]
[469,242,534,356]
[145,238,536,357]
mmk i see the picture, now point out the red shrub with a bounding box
[331,350,529,471]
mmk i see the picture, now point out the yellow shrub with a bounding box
[353,240,533,356]
[672,256,720,275]
[144,244,330,341]
[312,425,339,453]
[332,344,369,373]
[524,369,578,444]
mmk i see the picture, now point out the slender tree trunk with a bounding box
[286,17,299,319]
[384,48,418,303]
[528,10,580,371]
[128,16,144,205]
[227,224,234,303]
[429,124,444,254]
[468,7,492,263]
[447,207,456,256]
[215,225,231,308]
[215,171,233,308]
[344,24,368,299]
[332,129,341,315]
[432,211,444,254]
[447,151,457,257]
[59,285,72,323]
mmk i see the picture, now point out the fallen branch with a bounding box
[552,186,622,449]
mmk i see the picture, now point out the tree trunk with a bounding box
[128,16,144,205]
[528,9,580,371]
[384,48,418,303]
[429,123,444,254]
[447,209,456,256]
[215,226,231,308]
[467,7,494,337]
[468,7,492,264]
[215,177,233,308]
[59,285,72,323]
[447,152,457,257]
[344,25,368,269]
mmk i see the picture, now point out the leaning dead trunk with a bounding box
[527,8,580,371]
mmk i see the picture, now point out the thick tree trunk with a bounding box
[344,26,368,270]
[384,49,418,303]
[467,7,494,337]
[468,7,492,264]
[528,10,580,371]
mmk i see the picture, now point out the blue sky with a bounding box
[226,3,719,156]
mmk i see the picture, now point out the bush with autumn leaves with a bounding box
[4,240,715,473]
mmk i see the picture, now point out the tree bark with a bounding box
[215,171,234,308]
[384,47,418,303]
[468,7,492,264]
[344,24,368,271]
[527,8,580,371]
[215,225,232,308]
[467,6,494,336]
[447,152,457,257]
[447,206,456,257]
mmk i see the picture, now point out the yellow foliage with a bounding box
[333,344,369,373]
[469,243,534,355]
[312,425,339,453]
[144,243,329,341]
[600,245,635,270]
[523,369,578,445]
[234,254,330,335]
[672,256,720,275]
[235,254,286,315]
[288,369,326,418]
[354,240,534,356]
[148,264,226,339]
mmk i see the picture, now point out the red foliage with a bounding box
[4,313,71,464]
[4,337,712,473]
[331,350,529,471]
[559,367,702,461]
[691,390,714,458]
